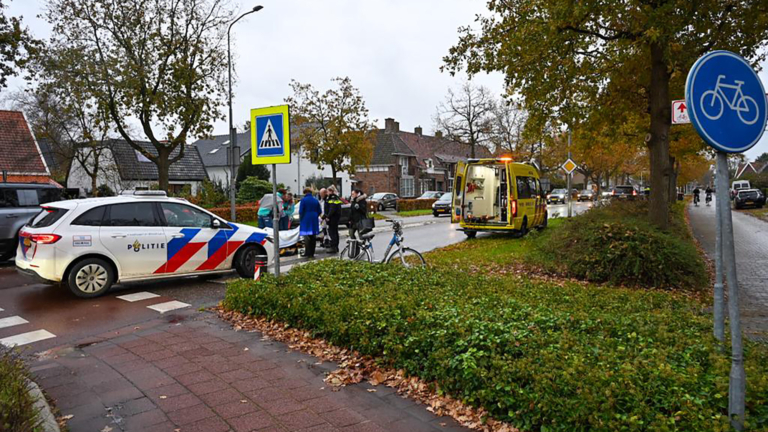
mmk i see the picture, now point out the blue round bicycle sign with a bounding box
[686,50,767,153]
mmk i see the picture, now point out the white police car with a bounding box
[15,191,272,298]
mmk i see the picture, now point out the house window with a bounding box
[135,150,152,163]
[401,177,414,198]
[209,148,220,154]
[437,181,444,191]
[448,178,454,192]
[399,156,409,176]
[424,159,434,169]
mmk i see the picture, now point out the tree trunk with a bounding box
[668,156,679,204]
[331,165,338,193]
[647,41,672,229]
[157,150,170,192]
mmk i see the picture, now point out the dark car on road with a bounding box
[610,185,637,200]
[734,189,765,209]
[1,183,62,261]
[577,189,595,202]
[368,192,398,211]
[431,193,452,217]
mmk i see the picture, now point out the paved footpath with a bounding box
[688,198,768,339]
[30,309,467,432]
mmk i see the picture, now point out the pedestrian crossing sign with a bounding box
[251,105,291,165]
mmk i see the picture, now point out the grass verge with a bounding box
[0,346,42,431]
[396,209,434,217]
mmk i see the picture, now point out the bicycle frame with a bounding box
[358,230,402,263]
[713,75,749,111]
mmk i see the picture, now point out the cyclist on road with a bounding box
[693,187,701,206]
[705,186,713,206]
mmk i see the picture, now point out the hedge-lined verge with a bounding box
[1,346,41,432]
[208,205,259,222]
[224,261,768,431]
[397,198,437,211]
[534,201,707,290]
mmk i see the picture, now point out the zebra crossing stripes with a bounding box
[0,316,28,329]
[0,330,56,347]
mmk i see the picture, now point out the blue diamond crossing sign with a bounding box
[250,105,291,165]
[686,51,767,153]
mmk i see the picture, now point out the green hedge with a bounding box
[397,198,437,211]
[534,201,707,290]
[1,346,41,431]
[224,261,768,431]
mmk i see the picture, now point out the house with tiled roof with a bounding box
[0,110,57,185]
[735,161,766,178]
[68,139,207,195]
[353,118,491,198]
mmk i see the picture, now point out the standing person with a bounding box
[318,188,327,218]
[257,191,283,229]
[324,186,343,253]
[318,188,328,247]
[281,192,295,230]
[348,188,368,240]
[299,188,321,258]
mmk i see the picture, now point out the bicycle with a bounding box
[700,74,759,125]
[693,194,700,207]
[706,193,712,206]
[340,220,426,268]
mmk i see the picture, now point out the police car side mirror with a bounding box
[212,219,221,229]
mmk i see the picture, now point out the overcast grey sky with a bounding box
[4,0,768,161]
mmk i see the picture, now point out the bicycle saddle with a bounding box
[359,232,376,240]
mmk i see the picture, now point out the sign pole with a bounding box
[715,151,745,430]
[714,160,725,344]
[272,164,281,278]
[567,130,573,218]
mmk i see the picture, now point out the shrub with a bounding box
[95,184,115,197]
[534,201,707,290]
[397,198,436,211]
[196,179,228,209]
[0,346,41,431]
[223,260,768,431]
[208,205,259,222]
[237,177,274,204]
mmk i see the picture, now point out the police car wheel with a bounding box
[235,245,259,279]
[67,258,114,298]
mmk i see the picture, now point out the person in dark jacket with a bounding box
[349,189,368,239]
[324,186,343,253]
[299,188,321,258]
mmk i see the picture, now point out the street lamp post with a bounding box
[228,5,264,221]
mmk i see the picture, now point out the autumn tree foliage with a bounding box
[444,0,768,228]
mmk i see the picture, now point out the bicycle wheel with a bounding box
[737,95,759,125]
[339,243,372,263]
[700,90,724,120]
[385,247,426,268]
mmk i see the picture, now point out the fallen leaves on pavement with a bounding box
[216,307,520,432]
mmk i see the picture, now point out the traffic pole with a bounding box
[272,164,281,277]
[714,164,725,344]
[567,131,573,218]
[715,151,745,430]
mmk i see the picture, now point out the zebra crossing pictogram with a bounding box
[258,119,282,149]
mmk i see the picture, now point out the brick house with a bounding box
[0,110,57,185]
[353,118,491,198]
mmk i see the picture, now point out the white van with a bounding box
[731,180,751,199]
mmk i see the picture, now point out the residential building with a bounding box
[192,130,353,195]
[68,139,207,195]
[0,110,57,185]
[353,118,491,198]
[735,161,766,178]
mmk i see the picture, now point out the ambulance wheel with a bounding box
[67,258,115,298]
[541,212,548,229]
[464,230,477,239]
[519,218,529,237]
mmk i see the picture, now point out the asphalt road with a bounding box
[0,202,595,354]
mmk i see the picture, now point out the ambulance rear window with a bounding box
[29,207,68,228]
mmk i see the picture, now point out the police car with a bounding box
[15,191,272,298]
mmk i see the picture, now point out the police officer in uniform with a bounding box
[324,186,343,253]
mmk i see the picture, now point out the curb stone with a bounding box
[27,379,60,432]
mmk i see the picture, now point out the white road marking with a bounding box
[147,301,190,314]
[116,292,160,302]
[0,316,29,329]
[0,330,56,347]
[0,308,4,312]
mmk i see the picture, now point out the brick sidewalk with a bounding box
[31,311,466,432]
[688,199,768,339]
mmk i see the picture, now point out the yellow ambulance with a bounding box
[452,158,548,238]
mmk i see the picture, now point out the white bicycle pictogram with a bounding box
[700,74,760,125]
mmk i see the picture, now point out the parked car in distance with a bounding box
[547,189,567,204]
[577,189,595,202]
[431,193,452,217]
[611,185,637,200]
[1,183,62,261]
[734,189,765,209]
[15,191,273,298]
[368,192,398,211]
[417,191,444,200]
[731,180,751,199]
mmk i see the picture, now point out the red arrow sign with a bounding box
[677,102,686,113]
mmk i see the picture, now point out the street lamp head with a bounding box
[253,5,263,12]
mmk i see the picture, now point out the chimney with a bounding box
[384,118,399,133]
[435,131,443,139]
[414,126,423,135]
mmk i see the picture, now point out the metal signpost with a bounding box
[686,50,768,431]
[251,104,292,277]
[562,158,578,218]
